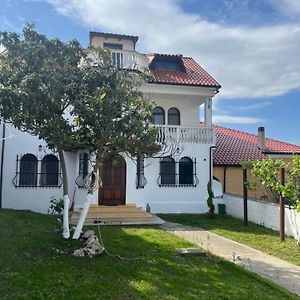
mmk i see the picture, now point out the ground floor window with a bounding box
[136,157,147,189]
[158,156,198,187]
[13,153,62,188]
[75,152,90,188]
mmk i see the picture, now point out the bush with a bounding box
[48,197,64,215]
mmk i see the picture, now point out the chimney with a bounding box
[257,127,265,150]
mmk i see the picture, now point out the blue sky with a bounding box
[1,0,300,144]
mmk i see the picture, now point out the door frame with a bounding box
[98,155,126,206]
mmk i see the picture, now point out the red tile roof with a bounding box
[214,125,300,166]
[148,54,221,88]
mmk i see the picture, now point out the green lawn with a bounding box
[0,209,298,299]
[159,214,300,266]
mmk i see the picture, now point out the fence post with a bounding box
[280,168,285,242]
[243,168,248,226]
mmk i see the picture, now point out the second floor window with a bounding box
[153,106,165,125]
[168,107,180,125]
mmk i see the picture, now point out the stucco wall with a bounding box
[1,125,64,213]
[125,142,212,213]
[91,36,135,51]
[214,194,300,241]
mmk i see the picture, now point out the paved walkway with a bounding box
[161,222,300,296]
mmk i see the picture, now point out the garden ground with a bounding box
[0,209,298,299]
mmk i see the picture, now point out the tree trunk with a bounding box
[72,163,99,239]
[58,148,70,239]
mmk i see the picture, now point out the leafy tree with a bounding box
[0,25,158,239]
[0,24,84,238]
[242,156,300,212]
[70,48,158,238]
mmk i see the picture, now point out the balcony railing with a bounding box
[155,125,215,144]
[111,50,149,71]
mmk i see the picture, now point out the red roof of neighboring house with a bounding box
[214,125,300,166]
[148,54,221,88]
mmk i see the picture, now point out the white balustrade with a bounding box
[111,50,149,71]
[155,125,215,144]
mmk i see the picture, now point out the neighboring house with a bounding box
[213,126,300,202]
[0,32,221,214]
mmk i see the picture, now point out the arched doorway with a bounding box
[98,155,126,205]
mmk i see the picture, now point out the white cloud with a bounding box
[213,115,264,124]
[231,101,272,111]
[44,0,300,99]
[267,0,300,18]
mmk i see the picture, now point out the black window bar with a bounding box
[75,152,90,188]
[136,157,147,189]
[13,154,63,188]
[157,157,198,187]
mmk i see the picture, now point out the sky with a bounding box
[1,0,300,144]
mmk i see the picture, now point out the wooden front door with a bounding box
[99,156,126,206]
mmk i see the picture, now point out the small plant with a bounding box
[48,196,64,215]
[207,181,215,217]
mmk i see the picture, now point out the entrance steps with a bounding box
[70,204,165,226]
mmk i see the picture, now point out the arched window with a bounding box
[160,156,175,185]
[168,107,180,125]
[153,107,165,125]
[19,154,38,186]
[41,155,59,186]
[179,157,193,185]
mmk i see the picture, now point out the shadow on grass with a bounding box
[0,209,297,299]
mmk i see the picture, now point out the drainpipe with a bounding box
[0,121,6,209]
[209,146,217,183]
[223,167,227,194]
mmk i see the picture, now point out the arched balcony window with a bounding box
[153,106,165,125]
[168,107,180,125]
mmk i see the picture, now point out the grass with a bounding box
[0,209,299,299]
[159,213,300,266]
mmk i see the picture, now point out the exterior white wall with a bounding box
[214,194,300,241]
[1,125,63,213]
[125,143,212,213]
[91,36,135,51]
[152,95,202,126]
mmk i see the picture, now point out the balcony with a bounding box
[155,125,215,144]
[111,50,149,71]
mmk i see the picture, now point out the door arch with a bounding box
[99,155,126,206]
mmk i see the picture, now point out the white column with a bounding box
[204,98,212,127]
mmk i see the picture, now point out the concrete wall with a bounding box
[214,194,300,241]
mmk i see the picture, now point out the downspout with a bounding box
[0,122,6,209]
[209,146,217,183]
[223,167,227,194]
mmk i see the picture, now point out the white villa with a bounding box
[0,32,221,216]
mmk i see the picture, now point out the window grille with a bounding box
[13,154,62,188]
[136,157,147,189]
[40,155,59,186]
[18,154,38,187]
[75,152,90,188]
[158,157,198,187]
